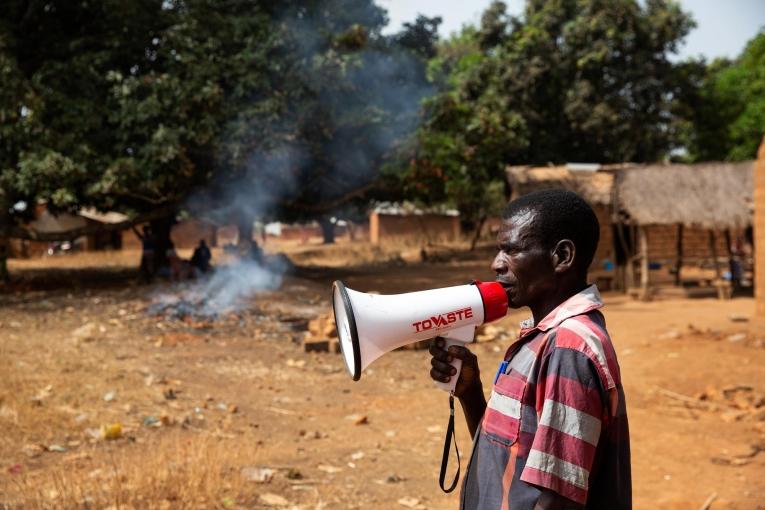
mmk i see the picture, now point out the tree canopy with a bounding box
[0,0,436,250]
[681,30,765,162]
[394,0,697,232]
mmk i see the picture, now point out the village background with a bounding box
[1,1,764,509]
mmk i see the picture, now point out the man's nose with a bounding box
[491,253,507,274]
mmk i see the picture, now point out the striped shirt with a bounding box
[461,285,631,509]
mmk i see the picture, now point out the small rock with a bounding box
[350,451,365,461]
[344,414,368,425]
[72,322,99,342]
[48,445,67,453]
[286,467,303,480]
[659,330,681,340]
[728,314,749,323]
[103,391,116,402]
[726,333,747,343]
[241,466,274,483]
[143,416,160,427]
[318,464,342,474]
[22,444,45,458]
[258,493,290,507]
[720,410,749,423]
[228,404,238,414]
[398,496,421,508]
[386,473,404,483]
[100,423,122,440]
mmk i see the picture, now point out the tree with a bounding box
[397,0,695,241]
[681,30,765,161]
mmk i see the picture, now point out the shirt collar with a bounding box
[518,284,604,334]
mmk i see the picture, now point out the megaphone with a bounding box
[332,280,508,392]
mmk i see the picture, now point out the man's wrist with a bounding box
[459,379,484,402]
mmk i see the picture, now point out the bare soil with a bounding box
[1,244,764,509]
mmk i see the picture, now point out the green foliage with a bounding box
[0,0,434,234]
[680,30,765,161]
[398,0,695,228]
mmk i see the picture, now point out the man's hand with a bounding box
[429,337,487,436]
[429,337,481,398]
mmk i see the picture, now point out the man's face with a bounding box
[491,211,556,309]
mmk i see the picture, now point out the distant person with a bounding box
[248,240,263,264]
[190,239,212,275]
[133,226,155,282]
[165,241,187,281]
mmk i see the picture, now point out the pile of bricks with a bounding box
[303,312,340,353]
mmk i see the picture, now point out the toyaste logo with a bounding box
[412,307,474,333]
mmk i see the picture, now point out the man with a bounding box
[191,239,212,274]
[133,225,155,283]
[430,189,631,509]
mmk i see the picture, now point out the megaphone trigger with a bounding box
[433,326,475,393]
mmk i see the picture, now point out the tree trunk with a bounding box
[0,204,11,283]
[674,224,684,287]
[319,217,335,244]
[150,216,174,272]
[470,216,487,251]
[237,217,254,250]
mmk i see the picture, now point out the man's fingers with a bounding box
[446,345,475,361]
[429,341,452,363]
[430,367,451,384]
[430,356,456,375]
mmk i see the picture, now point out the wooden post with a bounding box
[674,224,684,287]
[639,226,649,300]
[755,136,765,317]
[724,229,737,288]
[708,230,721,279]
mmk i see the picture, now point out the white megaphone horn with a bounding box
[331,280,508,392]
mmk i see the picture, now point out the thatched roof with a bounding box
[615,161,754,229]
[506,164,621,206]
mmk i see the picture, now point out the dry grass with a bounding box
[1,432,272,509]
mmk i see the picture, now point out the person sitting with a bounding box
[190,239,212,275]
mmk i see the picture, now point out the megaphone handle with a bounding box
[434,338,464,393]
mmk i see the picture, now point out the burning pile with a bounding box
[147,260,283,323]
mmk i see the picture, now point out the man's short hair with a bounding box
[502,189,600,273]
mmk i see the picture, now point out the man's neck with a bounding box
[530,280,589,326]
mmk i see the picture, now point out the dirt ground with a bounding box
[1,244,764,509]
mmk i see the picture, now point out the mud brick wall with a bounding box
[369,212,461,244]
[755,137,765,316]
[645,225,734,262]
[593,204,613,266]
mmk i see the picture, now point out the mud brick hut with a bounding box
[10,207,127,257]
[369,203,461,245]
[507,162,755,298]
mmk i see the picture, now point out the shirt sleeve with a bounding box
[519,346,605,505]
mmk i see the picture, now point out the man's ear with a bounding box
[551,239,576,273]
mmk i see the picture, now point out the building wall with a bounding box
[369,212,461,244]
[755,137,765,316]
[645,225,740,262]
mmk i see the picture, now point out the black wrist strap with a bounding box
[439,394,461,493]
